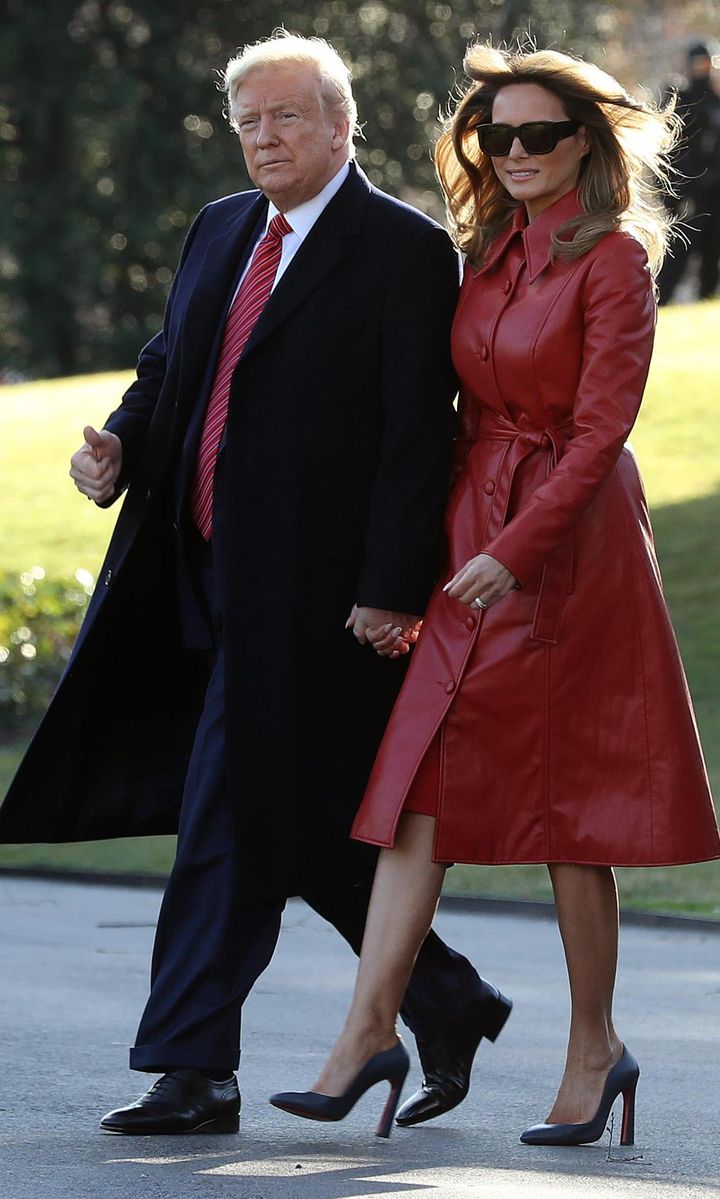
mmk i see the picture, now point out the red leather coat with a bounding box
[352,189,720,867]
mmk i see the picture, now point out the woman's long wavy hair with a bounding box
[435,44,681,274]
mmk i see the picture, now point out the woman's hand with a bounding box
[443,553,517,610]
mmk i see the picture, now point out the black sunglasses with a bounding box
[476,120,581,157]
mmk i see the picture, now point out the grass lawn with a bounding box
[0,371,121,579]
[1,300,719,916]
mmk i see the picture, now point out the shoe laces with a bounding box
[146,1071,187,1098]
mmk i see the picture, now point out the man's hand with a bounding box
[443,552,517,610]
[346,605,422,658]
[69,425,123,504]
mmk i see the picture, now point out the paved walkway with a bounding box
[1,875,718,1198]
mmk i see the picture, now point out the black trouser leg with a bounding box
[698,205,720,299]
[130,648,284,1074]
[302,877,485,1042]
[658,208,691,304]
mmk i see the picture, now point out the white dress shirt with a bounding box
[231,161,351,302]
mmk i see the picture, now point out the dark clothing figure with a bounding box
[659,50,720,303]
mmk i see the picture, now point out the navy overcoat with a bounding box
[0,163,460,897]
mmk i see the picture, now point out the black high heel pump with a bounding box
[270,1042,410,1139]
[520,1045,640,1146]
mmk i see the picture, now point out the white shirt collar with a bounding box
[265,160,351,242]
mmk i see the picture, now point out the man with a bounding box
[0,33,511,1134]
[659,40,720,303]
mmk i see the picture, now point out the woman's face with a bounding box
[489,83,589,220]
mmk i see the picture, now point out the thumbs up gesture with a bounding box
[69,425,123,503]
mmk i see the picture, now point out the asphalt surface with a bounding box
[1,875,719,1198]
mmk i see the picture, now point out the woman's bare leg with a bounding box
[312,811,446,1096]
[545,863,624,1123]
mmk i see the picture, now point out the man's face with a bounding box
[233,64,351,211]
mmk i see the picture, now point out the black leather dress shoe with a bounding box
[396,981,512,1127]
[100,1069,240,1135]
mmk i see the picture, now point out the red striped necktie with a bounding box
[191,211,293,539]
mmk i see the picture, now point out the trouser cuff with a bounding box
[129,1041,240,1074]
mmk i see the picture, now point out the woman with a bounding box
[270,45,720,1145]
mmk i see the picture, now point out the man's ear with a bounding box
[331,115,351,150]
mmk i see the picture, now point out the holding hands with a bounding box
[349,554,517,660]
[346,606,422,659]
[70,425,123,504]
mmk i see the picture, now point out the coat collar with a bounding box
[522,188,583,281]
[476,188,583,281]
[265,161,351,242]
[240,159,371,359]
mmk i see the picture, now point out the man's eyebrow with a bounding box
[236,97,308,114]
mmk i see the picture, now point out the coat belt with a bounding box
[474,409,575,644]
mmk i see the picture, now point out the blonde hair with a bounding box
[223,29,359,156]
[435,44,681,274]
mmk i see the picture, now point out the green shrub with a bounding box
[0,568,92,731]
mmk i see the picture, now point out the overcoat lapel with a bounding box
[176,194,268,419]
[183,193,267,345]
[176,196,268,493]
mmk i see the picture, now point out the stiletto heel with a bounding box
[270,1042,410,1139]
[520,1045,640,1147]
[375,1075,405,1139]
[620,1078,637,1146]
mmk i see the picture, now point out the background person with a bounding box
[270,43,720,1146]
[658,40,720,303]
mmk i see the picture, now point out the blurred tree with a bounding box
[0,0,701,377]
[2,0,267,375]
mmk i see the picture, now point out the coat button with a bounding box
[479,345,489,361]
[503,280,512,294]
[146,487,152,500]
[484,480,495,495]
[104,568,113,587]
[445,680,455,694]
[172,520,178,532]
[466,616,476,631]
